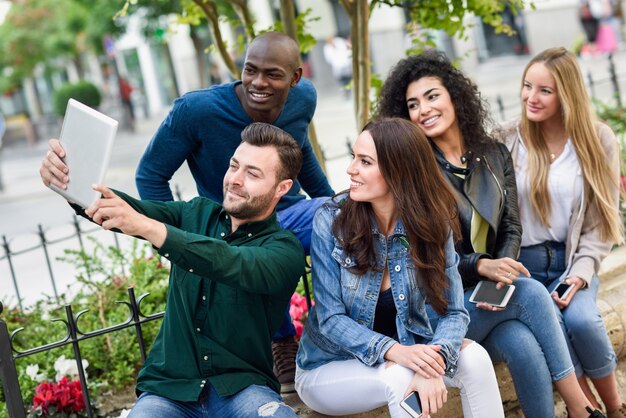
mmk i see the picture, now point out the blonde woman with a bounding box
[498,47,625,417]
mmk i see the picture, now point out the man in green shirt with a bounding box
[44,123,305,417]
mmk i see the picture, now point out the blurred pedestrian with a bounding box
[580,0,619,56]
[323,36,352,97]
[119,76,135,131]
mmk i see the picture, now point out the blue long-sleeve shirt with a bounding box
[135,79,334,210]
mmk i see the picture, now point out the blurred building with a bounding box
[0,0,624,136]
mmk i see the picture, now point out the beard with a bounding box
[222,185,276,220]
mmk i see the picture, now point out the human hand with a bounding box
[475,300,506,312]
[404,373,447,417]
[384,343,445,379]
[86,185,167,247]
[39,139,69,189]
[476,257,530,285]
[552,276,584,309]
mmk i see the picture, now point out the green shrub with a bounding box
[0,239,169,416]
[53,81,102,116]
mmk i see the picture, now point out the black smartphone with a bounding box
[554,282,575,300]
[400,391,422,418]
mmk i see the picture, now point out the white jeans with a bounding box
[295,341,503,418]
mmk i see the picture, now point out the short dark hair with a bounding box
[240,122,303,182]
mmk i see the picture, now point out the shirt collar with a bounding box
[218,207,280,239]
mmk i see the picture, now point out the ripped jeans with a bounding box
[128,384,297,418]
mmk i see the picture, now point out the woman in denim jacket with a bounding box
[376,51,605,418]
[295,118,503,417]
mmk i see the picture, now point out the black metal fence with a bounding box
[0,287,165,418]
[0,185,185,311]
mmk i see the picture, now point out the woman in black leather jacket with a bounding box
[376,51,604,418]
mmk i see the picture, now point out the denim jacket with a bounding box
[297,199,469,377]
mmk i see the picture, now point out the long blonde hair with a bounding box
[520,47,623,243]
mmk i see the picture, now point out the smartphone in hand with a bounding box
[554,282,576,300]
[469,280,516,308]
[400,391,422,418]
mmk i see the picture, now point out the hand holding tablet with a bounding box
[45,99,118,208]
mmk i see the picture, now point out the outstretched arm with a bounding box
[85,184,167,247]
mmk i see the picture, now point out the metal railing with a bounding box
[1,185,185,311]
[0,287,165,418]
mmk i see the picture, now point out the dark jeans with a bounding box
[273,197,329,340]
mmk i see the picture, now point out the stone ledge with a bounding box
[287,250,626,417]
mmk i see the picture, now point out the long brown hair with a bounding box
[520,47,623,243]
[333,118,460,313]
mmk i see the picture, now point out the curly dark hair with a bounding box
[376,50,493,148]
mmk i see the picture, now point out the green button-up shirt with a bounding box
[110,191,305,401]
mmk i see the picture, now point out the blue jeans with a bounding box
[482,321,555,418]
[128,385,297,418]
[277,197,329,255]
[273,197,329,340]
[518,241,617,379]
[428,278,574,417]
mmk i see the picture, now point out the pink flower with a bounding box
[290,292,312,340]
[293,319,304,338]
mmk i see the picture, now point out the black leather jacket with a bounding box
[431,141,522,289]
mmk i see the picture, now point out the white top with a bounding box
[515,138,583,247]
[323,37,352,78]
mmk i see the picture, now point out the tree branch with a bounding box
[192,0,240,80]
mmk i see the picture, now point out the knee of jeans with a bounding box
[457,341,494,376]
[485,322,545,367]
[515,278,551,302]
[257,401,295,417]
[564,312,603,337]
[381,363,414,398]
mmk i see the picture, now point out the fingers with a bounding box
[40,152,69,189]
[85,186,119,219]
[49,138,66,158]
[476,302,505,312]
[552,292,568,310]
[91,184,115,199]
[421,382,447,416]
[410,348,444,378]
[494,258,530,283]
[40,139,69,189]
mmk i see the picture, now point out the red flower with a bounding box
[29,377,86,416]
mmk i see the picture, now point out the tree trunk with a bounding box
[355,0,369,130]
[279,0,298,41]
[189,27,208,89]
[279,0,327,174]
[192,0,240,80]
[342,0,370,130]
[228,0,256,42]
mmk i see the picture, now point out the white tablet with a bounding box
[469,280,516,308]
[49,99,118,208]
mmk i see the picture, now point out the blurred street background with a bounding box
[1,0,626,307]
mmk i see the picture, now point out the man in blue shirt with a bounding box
[40,32,334,393]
